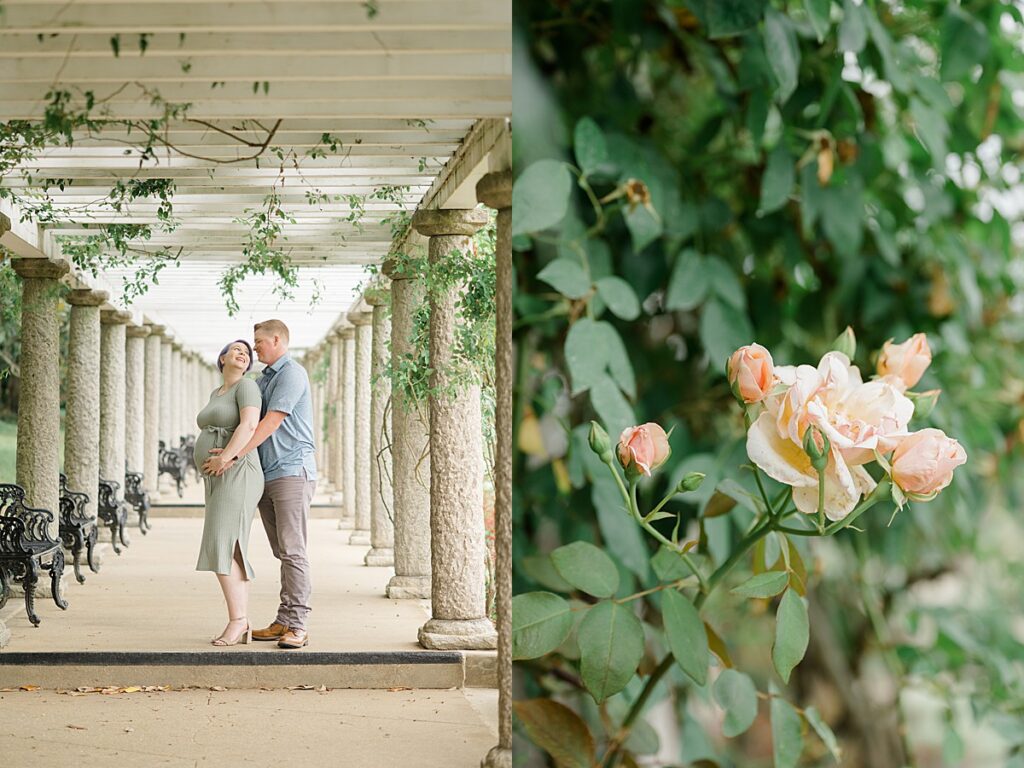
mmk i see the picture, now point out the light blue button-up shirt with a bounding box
[255,353,318,482]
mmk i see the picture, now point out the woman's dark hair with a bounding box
[217,339,254,373]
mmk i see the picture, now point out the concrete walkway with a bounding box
[0,687,499,767]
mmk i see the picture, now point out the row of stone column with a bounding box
[12,257,213,543]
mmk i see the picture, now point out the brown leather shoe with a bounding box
[277,628,309,649]
[252,622,289,641]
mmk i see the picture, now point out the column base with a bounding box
[337,517,354,530]
[364,547,394,567]
[418,617,497,650]
[0,619,10,649]
[386,575,431,600]
[349,529,371,546]
[329,492,344,505]
[481,746,511,768]
[10,575,69,600]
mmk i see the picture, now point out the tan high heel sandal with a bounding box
[212,617,251,646]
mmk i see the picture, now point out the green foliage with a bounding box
[514,0,1024,764]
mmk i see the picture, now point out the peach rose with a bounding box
[617,423,670,477]
[877,333,932,391]
[728,343,775,404]
[891,428,967,499]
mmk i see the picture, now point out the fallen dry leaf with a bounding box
[387,687,412,692]
[286,685,315,691]
[121,686,142,693]
[209,686,226,692]
[66,725,87,730]
[20,685,41,692]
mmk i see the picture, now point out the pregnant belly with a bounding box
[193,428,231,469]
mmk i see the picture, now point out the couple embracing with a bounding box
[192,319,316,649]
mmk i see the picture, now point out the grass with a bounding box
[0,417,66,484]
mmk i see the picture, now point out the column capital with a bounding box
[171,341,184,352]
[145,323,166,337]
[476,169,512,210]
[11,256,69,280]
[364,284,391,306]
[100,309,132,325]
[340,327,356,340]
[381,257,419,281]
[126,324,151,338]
[66,287,109,307]
[347,310,373,326]
[412,208,488,238]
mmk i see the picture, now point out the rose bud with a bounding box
[588,421,613,464]
[727,343,775,404]
[878,333,932,391]
[891,428,967,499]
[617,423,671,477]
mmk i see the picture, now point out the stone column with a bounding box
[100,309,131,499]
[341,327,357,532]
[143,325,164,495]
[125,324,149,478]
[383,260,432,600]
[478,169,512,768]
[413,208,496,650]
[159,335,173,444]
[12,257,69,537]
[348,311,373,547]
[328,331,344,506]
[63,285,105,528]
[365,288,394,566]
[170,343,182,446]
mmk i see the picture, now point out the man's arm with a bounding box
[236,410,287,458]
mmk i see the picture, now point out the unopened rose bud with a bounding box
[677,472,705,493]
[727,343,775,404]
[891,428,966,500]
[831,326,856,360]
[908,389,941,420]
[877,333,932,391]
[617,423,671,478]
[588,421,613,463]
[802,425,830,473]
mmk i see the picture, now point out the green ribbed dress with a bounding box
[193,377,265,578]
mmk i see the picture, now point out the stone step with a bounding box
[0,649,466,689]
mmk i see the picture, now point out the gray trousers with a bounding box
[258,474,316,630]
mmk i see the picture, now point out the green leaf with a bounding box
[590,374,635,440]
[513,699,595,768]
[732,570,790,599]
[838,0,867,53]
[804,0,831,43]
[624,204,662,252]
[598,322,636,397]
[758,144,795,216]
[665,249,710,311]
[909,97,949,167]
[564,319,635,398]
[707,0,766,39]
[763,8,800,104]
[705,257,746,310]
[577,600,645,703]
[661,589,709,685]
[512,592,574,660]
[593,483,650,582]
[595,276,641,320]
[698,299,754,370]
[574,117,609,177]
[771,691,804,768]
[651,547,693,582]
[940,7,989,82]
[538,258,591,299]
[713,669,759,737]
[804,705,842,762]
[819,175,864,258]
[551,541,620,598]
[512,159,573,236]
[772,589,809,683]
[520,554,574,593]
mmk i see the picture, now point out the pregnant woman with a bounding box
[193,339,264,646]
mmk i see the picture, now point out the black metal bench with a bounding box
[97,478,129,554]
[124,470,152,535]
[158,440,187,498]
[0,483,68,626]
[180,434,200,483]
[59,474,99,584]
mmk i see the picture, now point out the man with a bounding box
[203,319,317,649]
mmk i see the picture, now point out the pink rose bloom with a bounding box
[877,333,932,391]
[617,423,671,476]
[891,428,967,498]
[728,343,775,404]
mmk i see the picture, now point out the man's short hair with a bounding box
[254,319,290,344]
